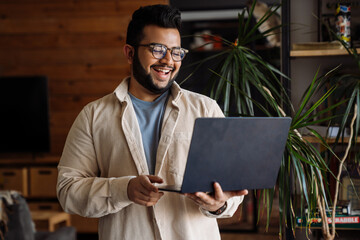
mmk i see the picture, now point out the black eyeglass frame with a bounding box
[136,43,189,62]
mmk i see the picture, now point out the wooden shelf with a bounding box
[0,155,60,166]
[290,48,360,57]
[303,136,360,144]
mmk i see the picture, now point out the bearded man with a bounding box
[57,4,247,240]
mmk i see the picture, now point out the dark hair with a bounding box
[126,4,181,46]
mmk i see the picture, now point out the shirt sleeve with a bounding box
[200,196,244,218]
[57,106,134,218]
[209,99,225,118]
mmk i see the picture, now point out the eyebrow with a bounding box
[150,42,182,49]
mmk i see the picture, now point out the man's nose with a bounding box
[159,49,174,65]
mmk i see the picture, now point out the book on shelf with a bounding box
[305,200,352,216]
[296,215,360,229]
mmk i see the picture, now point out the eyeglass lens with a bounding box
[152,44,186,61]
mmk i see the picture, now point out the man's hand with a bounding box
[185,182,248,212]
[127,175,164,207]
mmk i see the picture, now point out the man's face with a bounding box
[132,25,182,95]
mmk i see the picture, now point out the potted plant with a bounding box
[311,33,360,239]
[181,1,346,238]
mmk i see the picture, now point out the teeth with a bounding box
[154,67,171,73]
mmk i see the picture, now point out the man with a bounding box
[57,4,247,240]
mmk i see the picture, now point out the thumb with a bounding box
[239,189,249,196]
[230,189,249,197]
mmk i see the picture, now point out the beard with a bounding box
[132,50,178,95]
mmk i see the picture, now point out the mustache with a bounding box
[150,64,175,71]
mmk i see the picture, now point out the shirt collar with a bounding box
[114,77,183,103]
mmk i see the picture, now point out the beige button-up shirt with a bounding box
[57,78,243,240]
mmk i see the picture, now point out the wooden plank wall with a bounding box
[0,0,168,157]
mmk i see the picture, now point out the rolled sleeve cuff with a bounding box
[109,176,136,208]
[200,195,244,218]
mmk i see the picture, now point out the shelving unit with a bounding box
[0,157,99,234]
[287,1,360,239]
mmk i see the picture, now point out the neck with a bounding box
[128,77,162,102]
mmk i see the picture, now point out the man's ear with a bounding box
[123,44,134,64]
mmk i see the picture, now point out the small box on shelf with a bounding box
[30,167,57,197]
[28,201,63,212]
[0,167,28,196]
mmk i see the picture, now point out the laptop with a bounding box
[157,117,291,193]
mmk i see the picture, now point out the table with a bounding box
[31,211,71,232]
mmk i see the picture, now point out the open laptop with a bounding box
[157,117,291,193]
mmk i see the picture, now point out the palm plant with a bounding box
[181,1,345,237]
[326,41,360,146]
[181,1,288,118]
[312,33,360,239]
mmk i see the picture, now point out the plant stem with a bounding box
[317,104,357,240]
[330,104,357,238]
[316,180,330,239]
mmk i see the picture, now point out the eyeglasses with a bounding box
[137,43,188,62]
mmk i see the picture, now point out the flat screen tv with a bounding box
[0,76,50,153]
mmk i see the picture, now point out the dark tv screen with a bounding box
[0,76,50,153]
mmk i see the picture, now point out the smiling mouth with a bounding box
[151,65,174,75]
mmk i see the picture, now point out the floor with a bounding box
[77,193,281,240]
[220,212,280,239]
[221,232,279,240]
[220,192,281,240]
[78,232,279,240]
[76,213,280,240]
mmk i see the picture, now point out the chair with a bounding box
[0,191,76,240]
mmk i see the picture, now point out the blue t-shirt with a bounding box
[129,91,169,174]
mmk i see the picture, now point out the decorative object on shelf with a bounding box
[319,0,360,46]
[190,30,223,51]
[335,3,351,46]
[249,0,281,47]
[340,177,360,214]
